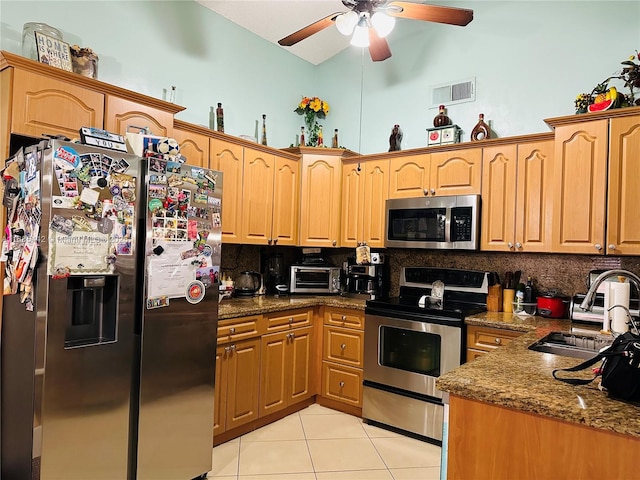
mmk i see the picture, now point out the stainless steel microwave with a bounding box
[290,266,341,294]
[385,194,480,250]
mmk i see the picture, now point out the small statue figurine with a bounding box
[389,124,403,152]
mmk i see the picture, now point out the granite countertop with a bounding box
[218,295,366,320]
[438,312,640,438]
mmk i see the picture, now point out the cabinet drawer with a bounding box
[467,325,521,352]
[265,309,312,332]
[217,315,262,343]
[321,361,362,407]
[323,326,364,367]
[324,309,364,330]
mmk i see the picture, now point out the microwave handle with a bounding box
[445,208,452,243]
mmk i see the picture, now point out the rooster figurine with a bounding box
[389,124,403,152]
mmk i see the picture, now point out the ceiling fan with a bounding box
[278,1,474,62]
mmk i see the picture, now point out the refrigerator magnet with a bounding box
[186,280,206,304]
[147,296,169,309]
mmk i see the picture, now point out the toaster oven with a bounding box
[289,266,341,294]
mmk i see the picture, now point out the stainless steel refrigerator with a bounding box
[1,137,221,480]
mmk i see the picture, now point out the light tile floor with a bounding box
[209,404,441,480]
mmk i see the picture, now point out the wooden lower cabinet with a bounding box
[447,394,640,480]
[259,325,314,417]
[466,325,522,362]
[321,362,363,407]
[214,337,261,437]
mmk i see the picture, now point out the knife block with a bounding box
[487,285,503,312]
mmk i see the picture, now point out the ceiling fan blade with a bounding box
[368,28,392,62]
[387,2,473,26]
[278,12,342,46]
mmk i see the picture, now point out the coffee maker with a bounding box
[344,252,388,300]
[265,253,288,296]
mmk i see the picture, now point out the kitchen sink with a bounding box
[528,331,613,359]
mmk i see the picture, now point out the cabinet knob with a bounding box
[341,343,347,350]
[273,238,278,245]
[287,332,294,340]
[507,242,514,249]
[229,327,236,334]
[224,346,231,353]
[230,344,236,351]
[515,242,522,249]
[430,188,436,195]
[494,338,501,345]
[289,317,294,323]
[341,315,347,321]
[268,238,272,245]
[339,381,345,388]
[594,244,602,251]
[332,240,337,246]
[608,244,616,250]
[423,188,429,196]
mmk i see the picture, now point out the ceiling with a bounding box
[195,0,381,65]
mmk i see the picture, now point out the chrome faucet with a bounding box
[579,269,640,312]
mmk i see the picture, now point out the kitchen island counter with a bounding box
[437,312,640,438]
[218,295,366,320]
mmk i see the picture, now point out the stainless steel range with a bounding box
[363,267,489,443]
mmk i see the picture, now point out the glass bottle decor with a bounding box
[22,22,63,61]
[317,125,324,146]
[332,129,339,148]
[261,114,267,146]
[433,105,452,127]
[209,106,215,130]
[216,103,224,132]
[300,126,305,146]
[470,113,491,141]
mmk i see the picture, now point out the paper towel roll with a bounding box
[603,285,612,332]
[610,282,630,333]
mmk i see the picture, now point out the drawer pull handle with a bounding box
[341,343,347,350]
[341,315,346,321]
[230,344,236,351]
[289,317,294,323]
[224,346,231,353]
[229,327,236,334]
[495,338,501,345]
[339,381,345,387]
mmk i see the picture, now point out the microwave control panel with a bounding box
[451,207,473,242]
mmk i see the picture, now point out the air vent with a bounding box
[429,77,476,108]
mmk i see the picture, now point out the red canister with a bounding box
[536,293,570,318]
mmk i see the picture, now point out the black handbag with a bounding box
[552,331,640,401]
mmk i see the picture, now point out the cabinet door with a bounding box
[211,139,243,242]
[241,148,274,244]
[259,331,288,416]
[481,144,517,251]
[321,362,363,407]
[172,127,210,167]
[299,154,342,247]
[213,346,228,437]
[388,155,430,198]
[104,95,173,136]
[552,120,608,254]
[288,326,314,404]
[323,325,364,368]
[362,159,389,247]
[607,115,640,255]
[430,148,482,196]
[340,160,365,247]
[272,155,299,246]
[226,338,261,430]
[515,140,554,252]
[11,69,104,139]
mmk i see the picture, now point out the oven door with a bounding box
[364,313,462,399]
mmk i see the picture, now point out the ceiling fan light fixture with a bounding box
[371,11,395,38]
[350,15,370,47]
[335,11,358,36]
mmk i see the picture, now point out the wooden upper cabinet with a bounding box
[172,125,210,167]
[481,140,553,252]
[211,138,244,243]
[104,95,173,137]
[607,115,640,255]
[11,69,104,138]
[299,154,342,247]
[272,155,299,246]
[552,120,608,254]
[241,148,275,244]
[388,154,430,198]
[341,159,389,248]
[429,148,482,196]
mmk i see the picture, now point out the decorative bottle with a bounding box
[433,105,452,127]
[300,126,305,146]
[209,106,215,130]
[317,126,324,146]
[216,103,224,132]
[332,129,339,148]
[470,113,491,141]
[261,114,267,146]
